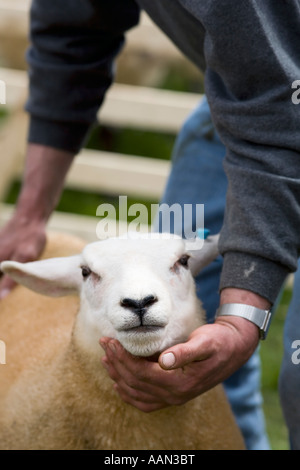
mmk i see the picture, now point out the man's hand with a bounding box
[0,143,75,299]
[0,216,47,298]
[100,313,260,413]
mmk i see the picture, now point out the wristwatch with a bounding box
[215,303,272,340]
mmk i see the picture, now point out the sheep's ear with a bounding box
[0,255,82,297]
[185,234,220,276]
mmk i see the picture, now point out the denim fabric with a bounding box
[154,96,270,450]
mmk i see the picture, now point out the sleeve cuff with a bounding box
[28,116,93,154]
[219,251,290,305]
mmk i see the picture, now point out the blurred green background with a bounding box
[260,288,290,450]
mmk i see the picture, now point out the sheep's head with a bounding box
[0,233,219,357]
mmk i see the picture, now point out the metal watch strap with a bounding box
[215,303,272,340]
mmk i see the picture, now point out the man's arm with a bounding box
[0,0,140,297]
[0,144,75,297]
[201,0,300,305]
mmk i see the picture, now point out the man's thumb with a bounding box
[158,334,208,370]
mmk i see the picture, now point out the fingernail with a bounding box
[161,352,176,368]
[0,289,10,300]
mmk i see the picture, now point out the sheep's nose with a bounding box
[120,295,158,317]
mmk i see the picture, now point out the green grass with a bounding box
[87,125,175,161]
[260,287,291,450]
[0,107,9,124]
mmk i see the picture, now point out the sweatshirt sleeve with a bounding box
[25,0,140,153]
[200,0,300,304]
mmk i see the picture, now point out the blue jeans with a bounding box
[155,96,270,450]
[279,265,300,450]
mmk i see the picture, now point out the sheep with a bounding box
[0,231,245,450]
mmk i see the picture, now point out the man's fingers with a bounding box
[114,385,164,413]
[0,227,47,300]
[102,339,163,388]
[100,339,186,412]
[0,277,17,300]
[0,250,37,300]
[113,378,163,407]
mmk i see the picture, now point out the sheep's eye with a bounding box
[178,255,190,268]
[81,266,92,278]
[171,254,190,273]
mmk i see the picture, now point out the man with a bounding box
[0,0,299,448]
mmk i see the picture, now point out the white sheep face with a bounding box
[1,233,219,358]
[75,236,202,357]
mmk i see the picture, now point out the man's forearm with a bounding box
[0,144,75,297]
[15,143,75,224]
[220,288,271,310]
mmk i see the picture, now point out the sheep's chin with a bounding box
[117,328,166,357]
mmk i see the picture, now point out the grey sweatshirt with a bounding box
[26,0,300,305]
